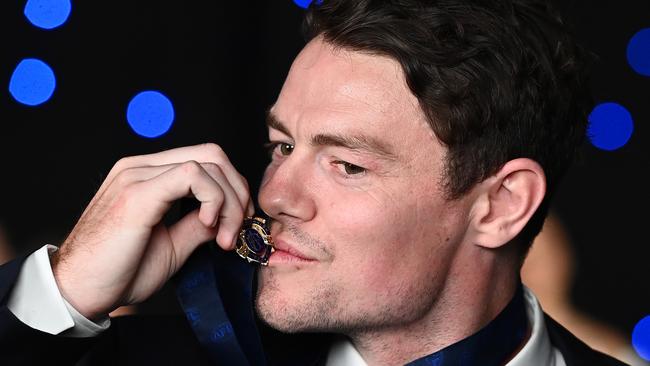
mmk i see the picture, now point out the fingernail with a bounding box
[211,216,219,228]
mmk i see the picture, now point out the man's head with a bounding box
[255,0,590,338]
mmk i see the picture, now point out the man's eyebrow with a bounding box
[311,133,398,162]
[266,110,398,162]
[266,110,292,138]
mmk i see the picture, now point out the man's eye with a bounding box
[279,143,294,156]
[333,161,366,176]
[265,142,294,157]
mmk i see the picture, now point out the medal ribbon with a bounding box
[407,285,529,366]
[175,244,266,366]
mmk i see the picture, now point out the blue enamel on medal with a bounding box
[235,216,275,265]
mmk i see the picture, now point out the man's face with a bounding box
[256,38,471,334]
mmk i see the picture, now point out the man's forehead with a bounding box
[289,39,416,111]
[272,38,425,138]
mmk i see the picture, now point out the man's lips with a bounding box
[270,238,316,263]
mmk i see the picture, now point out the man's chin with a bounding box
[254,290,307,333]
[254,272,340,333]
[255,277,304,332]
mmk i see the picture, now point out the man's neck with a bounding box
[348,258,520,365]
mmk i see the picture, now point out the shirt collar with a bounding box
[326,287,565,366]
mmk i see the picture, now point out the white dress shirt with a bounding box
[7,245,110,337]
[9,245,565,365]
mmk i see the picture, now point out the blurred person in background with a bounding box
[0,221,14,265]
[522,213,649,366]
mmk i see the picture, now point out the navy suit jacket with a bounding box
[0,250,628,366]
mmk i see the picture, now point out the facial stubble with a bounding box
[254,262,440,336]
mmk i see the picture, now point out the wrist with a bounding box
[50,251,112,321]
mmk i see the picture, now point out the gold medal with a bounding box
[235,216,275,265]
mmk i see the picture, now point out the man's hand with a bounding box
[51,144,254,320]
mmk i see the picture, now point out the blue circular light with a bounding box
[293,0,322,9]
[9,58,57,106]
[126,91,175,138]
[587,102,634,151]
[24,0,72,30]
[633,316,650,361]
[628,28,650,77]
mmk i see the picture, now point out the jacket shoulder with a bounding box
[544,314,630,366]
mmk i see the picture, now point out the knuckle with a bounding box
[238,188,251,204]
[239,174,250,190]
[214,186,226,203]
[113,168,135,187]
[114,156,135,172]
[202,162,223,177]
[180,160,202,176]
[201,143,225,159]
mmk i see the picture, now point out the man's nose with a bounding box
[258,154,316,223]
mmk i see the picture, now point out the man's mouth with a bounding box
[269,238,317,265]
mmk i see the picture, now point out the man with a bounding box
[0,0,629,365]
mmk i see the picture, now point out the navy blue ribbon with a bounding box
[407,285,529,366]
[176,244,266,366]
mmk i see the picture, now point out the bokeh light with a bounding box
[587,102,634,151]
[126,91,175,138]
[627,28,650,77]
[293,0,322,9]
[633,316,650,361]
[9,58,57,106]
[24,0,72,30]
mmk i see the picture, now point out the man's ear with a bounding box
[468,158,546,249]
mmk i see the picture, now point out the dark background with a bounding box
[1,0,648,347]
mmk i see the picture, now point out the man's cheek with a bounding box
[335,262,411,315]
[326,196,388,237]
